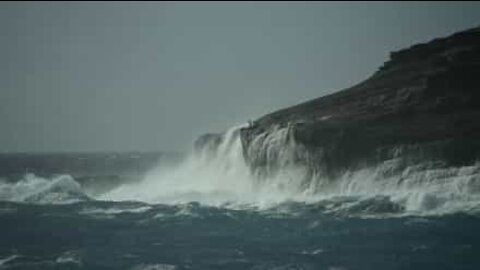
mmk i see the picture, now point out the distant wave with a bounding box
[0,173,90,204]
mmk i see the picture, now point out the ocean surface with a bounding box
[1,131,480,270]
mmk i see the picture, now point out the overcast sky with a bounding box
[1,2,480,153]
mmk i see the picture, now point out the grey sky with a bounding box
[1,2,480,153]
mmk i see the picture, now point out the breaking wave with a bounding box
[1,125,478,216]
[101,125,480,216]
[0,173,90,204]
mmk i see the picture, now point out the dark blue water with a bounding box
[1,153,480,269]
[1,200,479,270]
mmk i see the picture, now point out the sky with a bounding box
[1,2,480,153]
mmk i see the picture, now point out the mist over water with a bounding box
[101,125,290,207]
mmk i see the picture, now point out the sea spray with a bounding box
[101,125,314,207]
[101,124,480,215]
[0,173,89,204]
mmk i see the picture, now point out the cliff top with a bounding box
[253,26,480,128]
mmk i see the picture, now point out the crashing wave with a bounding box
[101,125,480,215]
[0,173,90,204]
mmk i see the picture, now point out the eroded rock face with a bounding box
[240,27,480,177]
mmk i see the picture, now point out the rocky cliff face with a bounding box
[239,27,480,178]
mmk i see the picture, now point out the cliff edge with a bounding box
[239,27,480,177]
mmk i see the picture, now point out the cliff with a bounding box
[239,27,480,177]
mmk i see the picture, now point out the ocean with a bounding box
[0,129,479,269]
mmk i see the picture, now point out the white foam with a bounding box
[100,124,480,215]
[102,125,316,209]
[0,174,89,204]
[130,263,177,270]
[56,251,81,265]
[103,126,255,205]
[329,160,480,215]
[0,255,19,266]
[79,206,152,217]
[301,249,324,255]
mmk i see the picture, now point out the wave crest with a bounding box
[0,173,90,204]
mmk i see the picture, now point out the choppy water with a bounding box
[1,200,479,270]
[1,127,480,269]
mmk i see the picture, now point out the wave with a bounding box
[130,263,177,270]
[100,125,311,208]
[99,125,480,216]
[2,125,479,216]
[0,255,19,267]
[0,173,90,204]
[78,204,152,219]
[322,160,480,215]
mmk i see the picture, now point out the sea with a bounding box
[1,128,479,270]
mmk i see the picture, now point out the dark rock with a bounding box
[240,26,480,176]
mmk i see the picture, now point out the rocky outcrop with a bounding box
[240,27,480,177]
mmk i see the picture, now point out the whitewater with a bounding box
[1,125,480,269]
[104,125,479,215]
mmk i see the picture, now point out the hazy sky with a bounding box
[1,2,480,153]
